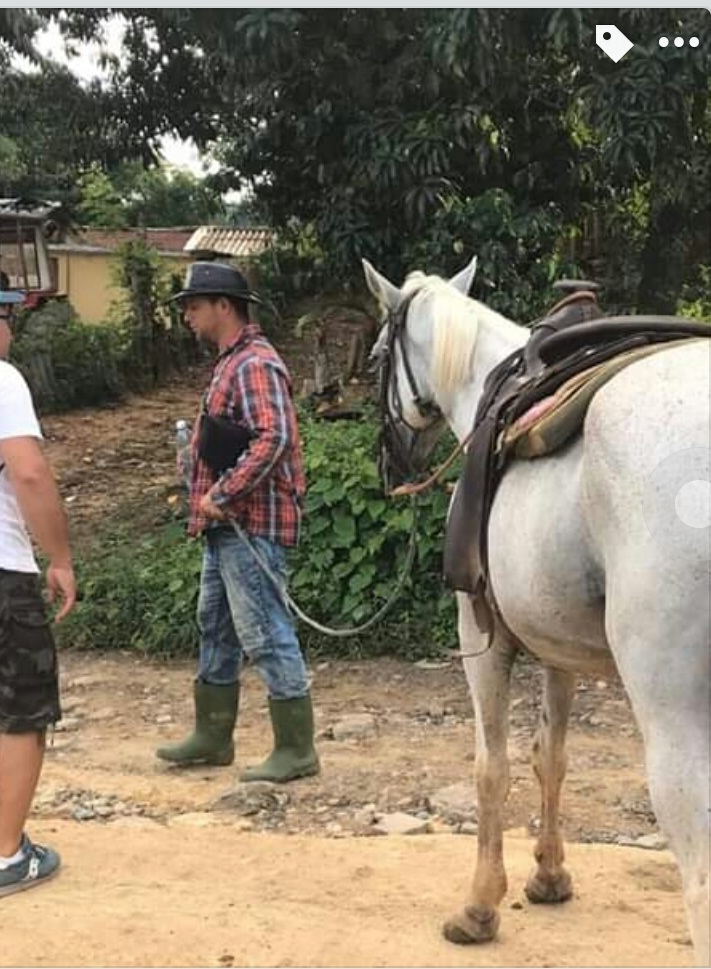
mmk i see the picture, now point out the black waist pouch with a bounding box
[198,413,253,478]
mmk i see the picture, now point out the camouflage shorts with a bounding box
[0,570,61,733]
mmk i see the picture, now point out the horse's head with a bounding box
[362,257,478,490]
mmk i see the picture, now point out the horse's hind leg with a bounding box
[616,652,709,965]
[607,578,710,966]
[443,596,517,945]
[525,666,576,904]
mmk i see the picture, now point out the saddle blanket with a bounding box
[500,342,671,460]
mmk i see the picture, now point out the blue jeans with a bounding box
[196,528,309,700]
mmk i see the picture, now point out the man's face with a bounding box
[180,296,223,343]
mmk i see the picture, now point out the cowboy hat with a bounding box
[170,262,262,304]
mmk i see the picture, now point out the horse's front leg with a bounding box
[525,665,576,904]
[444,594,518,945]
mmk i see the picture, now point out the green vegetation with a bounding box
[2,10,708,314]
[11,300,124,412]
[76,163,225,229]
[58,415,460,661]
[10,241,202,411]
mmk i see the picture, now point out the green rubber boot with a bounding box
[156,680,239,767]
[240,694,320,783]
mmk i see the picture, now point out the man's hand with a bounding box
[45,562,77,623]
[199,492,227,521]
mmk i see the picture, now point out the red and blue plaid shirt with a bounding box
[188,324,305,546]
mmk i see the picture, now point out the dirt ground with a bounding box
[4,654,692,968]
[3,342,693,968]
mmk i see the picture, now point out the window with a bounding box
[0,224,41,289]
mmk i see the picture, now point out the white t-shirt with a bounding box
[0,361,42,573]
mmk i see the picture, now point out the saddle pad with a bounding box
[502,343,669,460]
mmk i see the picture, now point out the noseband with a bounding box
[377,293,442,490]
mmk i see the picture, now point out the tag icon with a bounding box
[596,25,634,62]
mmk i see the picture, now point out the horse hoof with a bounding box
[443,906,500,945]
[525,869,573,904]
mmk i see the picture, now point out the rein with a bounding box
[205,297,430,639]
[234,288,469,640]
[378,293,471,499]
[388,429,474,498]
[377,293,444,492]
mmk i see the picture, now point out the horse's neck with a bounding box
[448,309,527,442]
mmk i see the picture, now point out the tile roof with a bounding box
[67,227,196,254]
[54,225,275,258]
[184,226,275,258]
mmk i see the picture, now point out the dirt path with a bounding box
[2,652,692,967]
[3,822,690,968]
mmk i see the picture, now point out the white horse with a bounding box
[363,257,710,965]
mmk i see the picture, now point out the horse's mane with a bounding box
[401,272,504,396]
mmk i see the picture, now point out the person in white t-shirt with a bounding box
[0,289,76,898]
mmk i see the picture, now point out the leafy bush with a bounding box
[11,299,125,412]
[10,242,204,414]
[678,265,711,322]
[59,414,460,661]
[254,223,330,315]
[58,522,202,656]
[292,412,458,657]
[257,189,580,323]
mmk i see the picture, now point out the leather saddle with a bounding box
[442,280,710,634]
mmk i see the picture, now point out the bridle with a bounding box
[376,291,443,492]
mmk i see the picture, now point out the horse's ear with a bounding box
[448,256,478,296]
[362,259,402,314]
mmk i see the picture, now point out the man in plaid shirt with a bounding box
[157,262,319,783]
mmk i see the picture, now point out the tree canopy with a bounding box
[76,164,225,228]
[2,8,709,313]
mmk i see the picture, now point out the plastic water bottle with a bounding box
[175,419,193,488]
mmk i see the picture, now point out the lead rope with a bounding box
[386,434,498,661]
[228,499,420,638]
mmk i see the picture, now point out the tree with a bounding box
[76,165,127,228]
[120,166,225,227]
[0,9,41,61]
[0,58,157,201]
[565,9,711,312]
[10,8,711,311]
[76,163,225,228]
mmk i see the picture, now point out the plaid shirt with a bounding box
[188,325,305,546]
